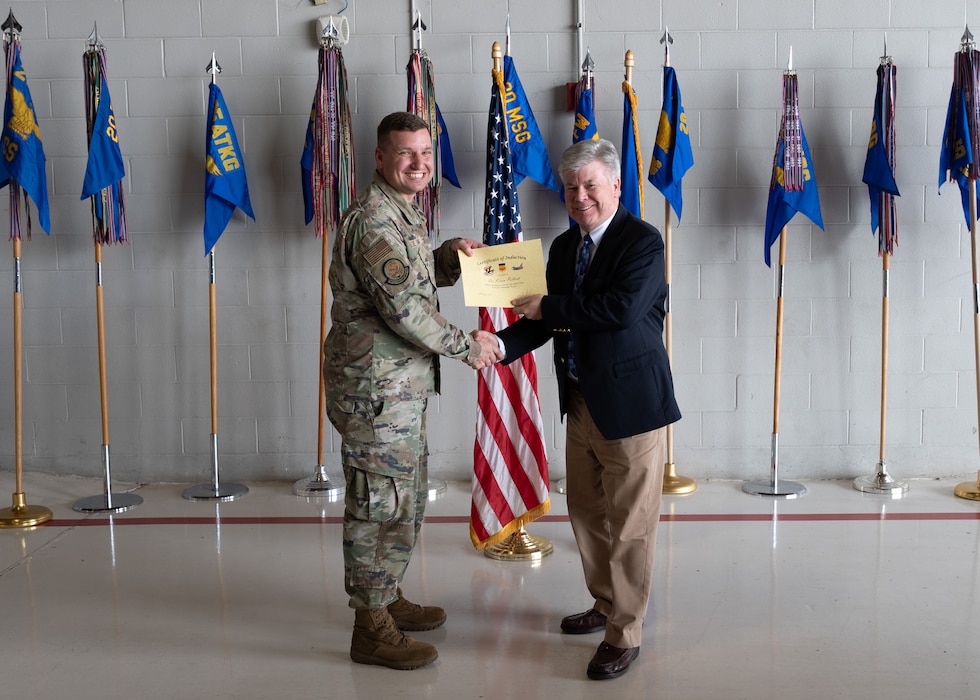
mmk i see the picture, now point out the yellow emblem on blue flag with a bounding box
[0,43,50,234]
[204,82,254,255]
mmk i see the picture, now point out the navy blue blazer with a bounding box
[497,205,680,440]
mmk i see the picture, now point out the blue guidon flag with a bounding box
[764,71,823,267]
[0,41,50,236]
[204,82,254,255]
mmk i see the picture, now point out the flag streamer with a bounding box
[406,49,441,237]
[471,61,549,551]
[301,41,356,239]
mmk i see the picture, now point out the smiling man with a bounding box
[323,111,501,670]
[479,138,681,680]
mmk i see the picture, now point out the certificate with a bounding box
[459,239,548,308]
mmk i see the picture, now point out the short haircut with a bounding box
[559,139,621,183]
[377,112,430,148]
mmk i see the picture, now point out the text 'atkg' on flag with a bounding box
[648,65,694,222]
[0,41,50,235]
[764,72,823,267]
[471,65,549,551]
[501,55,559,192]
[204,82,254,255]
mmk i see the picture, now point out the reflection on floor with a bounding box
[2,471,980,700]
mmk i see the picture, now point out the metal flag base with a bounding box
[182,434,248,502]
[853,461,908,497]
[73,493,143,513]
[743,479,806,499]
[663,462,697,495]
[427,478,448,500]
[554,477,567,495]
[182,482,249,502]
[294,464,344,500]
[0,492,53,529]
[483,525,554,562]
[954,472,980,501]
[73,445,144,513]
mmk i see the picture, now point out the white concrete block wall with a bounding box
[1,0,979,485]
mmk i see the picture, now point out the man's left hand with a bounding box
[451,237,486,257]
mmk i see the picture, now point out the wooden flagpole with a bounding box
[73,26,143,513]
[744,49,805,499]
[294,30,345,499]
[955,26,980,500]
[955,177,980,499]
[182,53,247,502]
[659,28,696,495]
[0,13,51,529]
[855,45,907,496]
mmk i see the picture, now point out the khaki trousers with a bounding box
[565,384,666,649]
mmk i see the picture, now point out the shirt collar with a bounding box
[582,211,615,249]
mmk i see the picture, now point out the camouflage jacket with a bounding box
[323,171,479,401]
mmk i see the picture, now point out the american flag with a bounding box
[470,68,550,550]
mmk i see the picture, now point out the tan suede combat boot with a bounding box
[350,607,438,670]
[387,587,447,631]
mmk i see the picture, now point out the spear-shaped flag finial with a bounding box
[87,22,104,51]
[2,9,22,38]
[961,25,975,50]
[206,52,221,84]
[660,26,673,65]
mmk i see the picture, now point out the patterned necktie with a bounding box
[568,234,593,380]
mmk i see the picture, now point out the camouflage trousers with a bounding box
[328,397,428,610]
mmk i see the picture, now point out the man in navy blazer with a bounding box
[483,138,680,680]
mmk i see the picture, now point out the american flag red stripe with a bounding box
[470,68,550,550]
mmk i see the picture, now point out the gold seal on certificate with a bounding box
[459,239,548,307]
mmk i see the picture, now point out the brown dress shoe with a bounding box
[560,609,607,634]
[587,641,640,680]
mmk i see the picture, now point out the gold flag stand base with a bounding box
[663,462,697,495]
[483,525,553,562]
[0,492,53,529]
[954,472,980,501]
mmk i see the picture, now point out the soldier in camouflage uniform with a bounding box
[323,112,501,670]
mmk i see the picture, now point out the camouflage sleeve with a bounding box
[432,238,462,287]
[352,224,478,362]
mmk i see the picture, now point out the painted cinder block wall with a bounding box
[0,0,978,485]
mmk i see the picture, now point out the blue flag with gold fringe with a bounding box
[0,42,50,234]
[502,55,559,192]
[620,80,643,218]
[204,82,254,255]
[648,66,693,221]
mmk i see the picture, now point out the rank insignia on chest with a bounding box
[383,258,410,284]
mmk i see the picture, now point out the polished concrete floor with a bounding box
[2,469,980,699]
